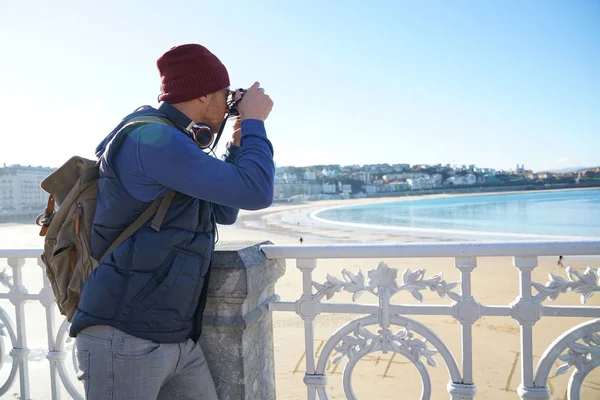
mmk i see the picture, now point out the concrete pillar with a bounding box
[201,241,285,400]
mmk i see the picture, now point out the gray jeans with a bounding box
[75,325,218,400]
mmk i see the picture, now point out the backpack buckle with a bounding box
[36,195,56,236]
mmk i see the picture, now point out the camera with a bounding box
[203,88,247,154]
[227,88,246,117]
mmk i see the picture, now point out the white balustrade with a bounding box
[261,240,600,400]
[1,240,599,399]
[0,249,84,400]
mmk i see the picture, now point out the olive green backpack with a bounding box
[36,116,174,321]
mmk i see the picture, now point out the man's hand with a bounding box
[231,118,242,147]
[237,82,273,121]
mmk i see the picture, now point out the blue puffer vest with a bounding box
[69,108,214,343]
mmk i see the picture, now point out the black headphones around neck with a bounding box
[187,123,214,149]
[157,102,227,153]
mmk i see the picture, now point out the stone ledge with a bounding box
[203,295,275,331]
[209,241,285,298]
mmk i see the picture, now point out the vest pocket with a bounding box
[138,248,205,320]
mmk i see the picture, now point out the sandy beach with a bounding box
[0,190,599,399]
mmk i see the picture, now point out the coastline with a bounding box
[235,186,600,243]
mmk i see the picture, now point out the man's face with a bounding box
[204,88,230,132]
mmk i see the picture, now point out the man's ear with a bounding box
[197,95,209,104]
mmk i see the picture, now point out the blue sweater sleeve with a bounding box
[211,143,242,225]
[128,119,274,210]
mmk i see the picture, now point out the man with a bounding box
[70,44,275,399]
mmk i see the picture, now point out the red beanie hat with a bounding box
[157,44,230,103]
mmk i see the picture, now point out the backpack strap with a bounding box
[105,115,174,162]
[99,191,175,263]
[98,114,177,264]
[151,191,176,231]
[81,162,100,184]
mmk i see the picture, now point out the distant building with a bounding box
[379,165,393,174]
[355,171,371,182]
[383,172,429,182]
[364,184,379,194]
[411,164,429,170]
[526,172,538,180]
[303,170,317,181]
[384,182,410,192]
[321,168,338,178]
[537,172,550,179]
[406,175,441,190]
[283,173,298,183]
[322,183,337,194]
[276,183,323,199]
[274,172,286,184]
[525,172,551,180]
[392,164,410,172]
[484,174,499,183]
[475,168,496,175]
[0,164,55,211]
[445,174,476,186]
[338,182,352,194]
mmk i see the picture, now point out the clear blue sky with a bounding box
[1,0,598,172]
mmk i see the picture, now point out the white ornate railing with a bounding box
[1,241,599,399]
[261,240,600,400]
[0,248,83,400]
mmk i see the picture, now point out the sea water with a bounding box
[313,189,600,240]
